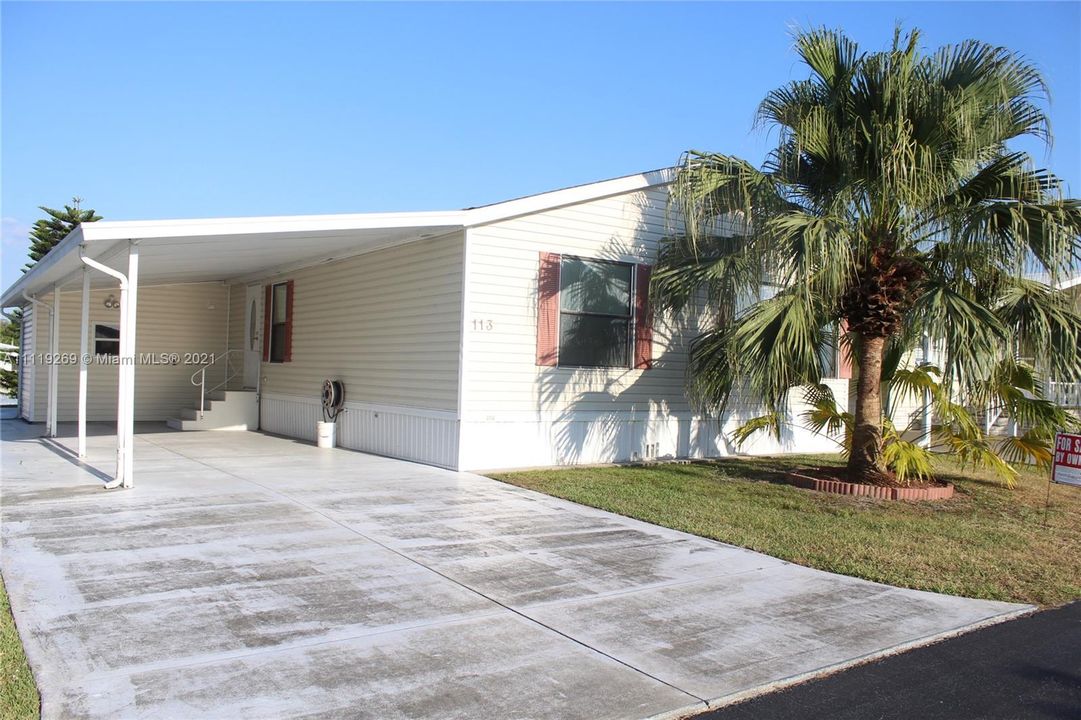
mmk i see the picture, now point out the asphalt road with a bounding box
[697,601,1081,720]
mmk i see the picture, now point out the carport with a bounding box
[0,211,464,488]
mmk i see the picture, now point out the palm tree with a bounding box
[654,26,1081,485]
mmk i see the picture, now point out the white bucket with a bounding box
[316,421,336,449]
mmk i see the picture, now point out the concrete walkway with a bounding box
[1,419,1030,719]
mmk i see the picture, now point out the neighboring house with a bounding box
[0,341,15,378]
[1,170,850,481]
[1051,274,1081,411]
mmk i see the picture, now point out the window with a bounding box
[558,257,633,368]
[94,323,120,356]
[819,321,852,379]
[536,252,652,369]
[268,282,289,363]
[819,323,838,378]
[248,298,259,351]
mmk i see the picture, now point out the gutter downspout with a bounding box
[79,246,129,489]
[21,291,56,437]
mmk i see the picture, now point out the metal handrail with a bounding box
[1049,381,1081,408]
[190,349,245,419]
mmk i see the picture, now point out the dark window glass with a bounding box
[559,315,630,367]
[94,324,120,356]
[558,258,632,368]
[817,323,841,378]
[269,324,287,363]
[269,283,288,363]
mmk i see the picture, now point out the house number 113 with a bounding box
[472,319,494,331]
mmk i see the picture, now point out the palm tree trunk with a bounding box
[848,334,889,483]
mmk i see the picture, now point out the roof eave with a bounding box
[463,168,674,228]
[0,225,87,308]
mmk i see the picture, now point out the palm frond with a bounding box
[730,412,784,449]
[881,437,935,485]
[654,24,1080,485]
[800,383,853,439]
[996,433,1054,468]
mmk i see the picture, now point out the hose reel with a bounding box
[321,379,345,422]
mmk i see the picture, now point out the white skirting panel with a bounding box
[260,393,460,470]
[459,380,851,471]
[459,411,844,471]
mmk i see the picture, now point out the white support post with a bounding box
[921,334,932,449]
[113,274,129,487]
[21,292,55,437]
[78,245,129,489]
[48,286,60,438]
[122,243,139,487]
[78,269,90,458]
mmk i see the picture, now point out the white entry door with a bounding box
[243,285,263,389]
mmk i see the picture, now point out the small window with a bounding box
[249,299,259,351]
[269,282,288,363]
[558,257,633,368]
[94,323,120,357]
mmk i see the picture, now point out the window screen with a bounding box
[558,258,633,368]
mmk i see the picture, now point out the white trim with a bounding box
[1,226,86,309]
[261,391,457,421]
[121,243,139,487]
[1057,275,1081,291]
[455,229,472,466]
[21,292,55,434]
[463,168,674,228]
[48,287,59,437]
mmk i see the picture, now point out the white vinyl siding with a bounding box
[223,283,248,390]
[227,284,246,355]
[462,186,698,416]
[258,232,464,412]
[19,305,34,421]
[29,283,228,421]
[457,185,846,469]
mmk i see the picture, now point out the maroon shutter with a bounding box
[536,252,560,366]
[633,264,653,369]
[262,285,272,362]
[283,280,294,362]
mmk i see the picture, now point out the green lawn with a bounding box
[0,576,37,720]
[491,454,1081,607]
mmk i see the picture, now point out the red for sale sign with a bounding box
[1053,432,1081,487]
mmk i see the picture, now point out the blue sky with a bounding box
[2,1,1079,291]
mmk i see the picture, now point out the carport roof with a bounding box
[1,168,673,307]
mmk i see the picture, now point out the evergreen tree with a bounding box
[0,310,20,396]
[25,198,102,270]
[3,199,103,397]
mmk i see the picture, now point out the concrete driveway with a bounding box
[1,418,1029,719]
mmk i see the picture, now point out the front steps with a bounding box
[166,390,258,431]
